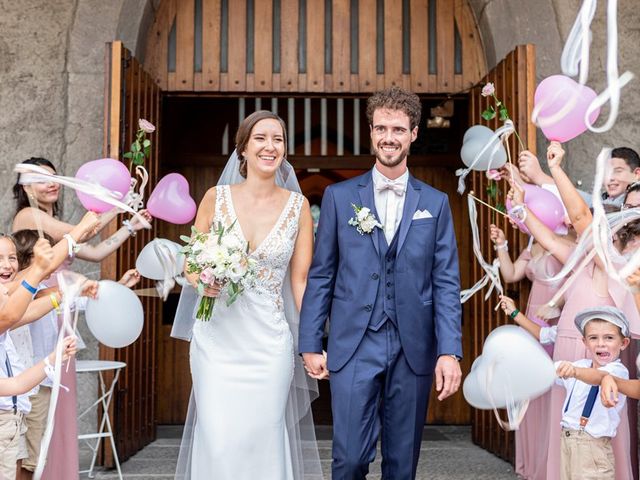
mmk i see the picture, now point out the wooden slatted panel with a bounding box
[201,0,221,90]
[227,0,247,91]
[332,0,351,92]
[435,0,454,91]
[306,0,325,91]
[358,0,377,92]
[175,0,195,90]
[383,0,403,88]
[455,0,485,90]
[410,0,429,92]
[143,0,486,93]
[468,45,536,464]
[279,0,299,91]
[254,0,273,91]
[103,41,162,464]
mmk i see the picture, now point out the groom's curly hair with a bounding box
[235,110,288,178]
[366,87,422,130]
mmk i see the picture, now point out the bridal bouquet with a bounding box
[180,221,257,321]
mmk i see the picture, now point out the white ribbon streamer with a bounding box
[153,241,187,300]
[14,163,151,229]
[485,358,530,431]
[460,195,504,303]
[456,120,515,195]
[557,0,634,134]
[124,165,149,212]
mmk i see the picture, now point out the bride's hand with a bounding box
[203,281,223,298]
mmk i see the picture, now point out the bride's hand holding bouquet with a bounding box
[181,221,257,321]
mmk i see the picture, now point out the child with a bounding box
[501,296,630,480]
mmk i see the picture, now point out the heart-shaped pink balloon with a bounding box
[147,173,196,224]
[534,75,600,143]
[75,158,131,213]
[506,183,565,235]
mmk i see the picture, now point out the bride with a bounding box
[172,110,323,479]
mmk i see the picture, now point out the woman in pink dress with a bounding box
[509,142,640,480]
[12,157,151,480]
[490,223,567,480]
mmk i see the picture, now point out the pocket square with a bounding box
[412,209,433,220]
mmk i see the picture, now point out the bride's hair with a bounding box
[235,110,288,178]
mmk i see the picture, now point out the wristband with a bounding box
[122,219,137,237]
[509,308,520,320]
[50,294,61,314]
[494,241,509,251]
[63,233,80,257]
[508,204,527,223]
[21,279,38,295]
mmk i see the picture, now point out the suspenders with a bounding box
[3,353,18,414]
[564,381,600,429]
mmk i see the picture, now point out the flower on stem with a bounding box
[481,82,495,97]
[123,118,156,166]
[480,83,524,150]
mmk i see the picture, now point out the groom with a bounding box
[299,87,462,479]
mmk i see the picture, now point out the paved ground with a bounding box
[81,425,516,479]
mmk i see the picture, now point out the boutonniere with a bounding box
[348,204,382,235]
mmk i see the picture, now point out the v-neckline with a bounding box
[225,185,295,256]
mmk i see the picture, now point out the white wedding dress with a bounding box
[188,185,303,479]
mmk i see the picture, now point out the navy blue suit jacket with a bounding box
[299,170,462,375]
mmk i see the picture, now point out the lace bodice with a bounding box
[214,185,303,311]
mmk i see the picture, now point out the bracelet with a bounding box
[21,279,38,295]
[49,294,61,314]
[122,219,137,237]
[509,308,520,320]
[508,205,528,223]
[62,234,81,257]
[494,241,509,251]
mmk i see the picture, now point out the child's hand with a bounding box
[47,336,78,364]
[499,295,517,316]
[119,269,141,288]
[80,279,99,299]
[600,374,619,408]
[626,268,640,289]
[556,361,576,379]
[489,224,506,246]
[507,182,525,207]
[32,238,55,273]
[547,141,565,169]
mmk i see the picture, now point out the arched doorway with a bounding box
[102,0,537,464]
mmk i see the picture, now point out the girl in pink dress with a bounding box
[490,224,566,480]
[509,142,640,480]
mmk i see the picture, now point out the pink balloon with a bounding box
[147,173,196,224]
[534,75,600,142]
[506,184,565,235]
[75,159,131,213]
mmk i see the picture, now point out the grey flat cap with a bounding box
[574,305,630,338]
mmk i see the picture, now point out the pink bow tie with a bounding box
[376,179,406,196]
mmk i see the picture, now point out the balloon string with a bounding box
[468,192,508,218]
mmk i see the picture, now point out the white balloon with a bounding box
[463,326,556,409]
[460,137,508,171]
[86,280,144,348]
[136,238,185,281]
[463,124,493,144]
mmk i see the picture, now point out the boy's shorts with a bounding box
[560,428,615,480]
[22,386,51,472]
[0,409,27,480]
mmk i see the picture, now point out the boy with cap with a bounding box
[500,296,630,480]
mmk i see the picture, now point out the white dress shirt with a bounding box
[372,167,409,244]
[556,358,628,438]
[0,332,33,413]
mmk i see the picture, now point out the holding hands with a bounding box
[302,352,329,380]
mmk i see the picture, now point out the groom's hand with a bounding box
[434,355,462,401]
[302,352,329,379]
